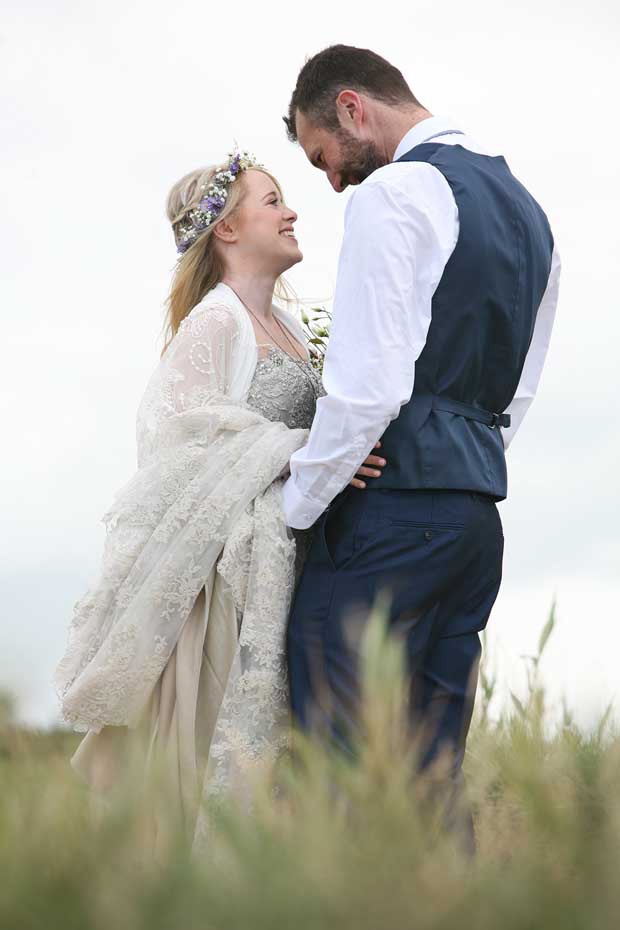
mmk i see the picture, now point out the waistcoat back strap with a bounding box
[429,395,511,429]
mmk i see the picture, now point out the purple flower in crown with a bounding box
[176,221,197,253]
[201,193,225,213]
[174,149,263,257]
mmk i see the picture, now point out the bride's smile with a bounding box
[214,168,303,275]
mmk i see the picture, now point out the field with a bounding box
[1,610,619,930]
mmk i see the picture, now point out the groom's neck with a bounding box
[372,104,433,163]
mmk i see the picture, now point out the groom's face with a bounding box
[296,111,387,193]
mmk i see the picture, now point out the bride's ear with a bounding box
[212,217,238,244]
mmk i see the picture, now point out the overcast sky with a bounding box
[2,0,619,728]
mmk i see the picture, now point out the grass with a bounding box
[1,606,619,930]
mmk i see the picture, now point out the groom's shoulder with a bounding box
[347,160,456,215]
[357,134,499,198]
[362,158,458,193]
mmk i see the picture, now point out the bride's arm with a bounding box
[165,304,241,413]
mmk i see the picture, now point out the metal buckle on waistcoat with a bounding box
[490,412,511,429]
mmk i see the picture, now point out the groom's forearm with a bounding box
[281,399,395,529]
[281,473,323,530]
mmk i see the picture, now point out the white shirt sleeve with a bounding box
[280,164,459,529]
[500,246,561,450]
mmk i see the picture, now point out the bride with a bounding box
[54,150,383,844]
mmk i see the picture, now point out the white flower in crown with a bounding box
[176,149,264,254]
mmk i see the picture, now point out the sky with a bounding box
[2,0,619,728]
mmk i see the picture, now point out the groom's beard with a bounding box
[335,128,387,187]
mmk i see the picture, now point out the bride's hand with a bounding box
[350,441,386,490]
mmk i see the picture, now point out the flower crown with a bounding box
[175,150,264,255]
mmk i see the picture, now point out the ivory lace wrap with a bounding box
[54,283,320,840]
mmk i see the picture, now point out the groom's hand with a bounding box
[349,441,386,490]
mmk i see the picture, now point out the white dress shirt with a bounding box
[281,115,560,529]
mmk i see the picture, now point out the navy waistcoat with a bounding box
[371,142,554,500]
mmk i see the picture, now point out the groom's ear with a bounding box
[212,218,238,243]
[335,90,364,129]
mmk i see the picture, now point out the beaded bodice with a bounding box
[245,344,325,578]
[245,344,325,430]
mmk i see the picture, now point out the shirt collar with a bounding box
[392,115,462,162]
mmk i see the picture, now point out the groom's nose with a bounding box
[327,170,346,193]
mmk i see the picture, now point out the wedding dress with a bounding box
[53,282,324,842]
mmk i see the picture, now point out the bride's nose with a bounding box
[284,205,298,223]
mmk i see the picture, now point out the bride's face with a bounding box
[227,169,303,274]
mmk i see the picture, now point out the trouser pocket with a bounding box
[322,489,366,572]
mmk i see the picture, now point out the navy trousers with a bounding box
[287,487,504,775]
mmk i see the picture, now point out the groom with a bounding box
[280,46,560,796]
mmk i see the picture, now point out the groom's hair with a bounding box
[284,45,419,142]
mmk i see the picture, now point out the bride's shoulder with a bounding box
[181,286,244,338]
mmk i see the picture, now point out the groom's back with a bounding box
[372,142,554,500]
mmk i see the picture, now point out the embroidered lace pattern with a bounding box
[245,343,325,579]
[54,296,328,849]
[192,343,325,850]
[54,301,313,729]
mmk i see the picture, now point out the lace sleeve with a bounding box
[166,304,242,413]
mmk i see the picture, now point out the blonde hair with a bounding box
[162,163,294,355]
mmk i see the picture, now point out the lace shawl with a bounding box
[54,286,309,829]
